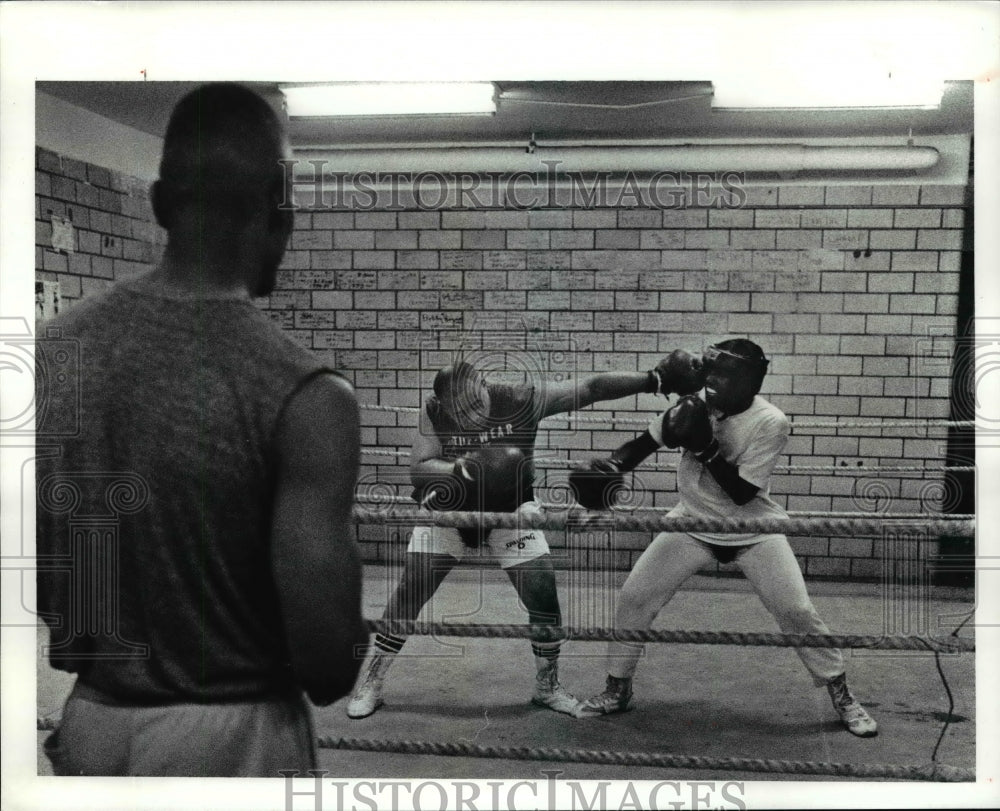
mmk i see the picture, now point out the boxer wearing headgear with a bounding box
[347,351,702,720]
[573,338,878,738]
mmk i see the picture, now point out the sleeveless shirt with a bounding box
[35,277,333,703]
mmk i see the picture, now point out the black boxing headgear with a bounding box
[703,339,769,388]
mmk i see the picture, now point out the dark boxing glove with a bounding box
[646,349,705,396]
[660,395,719,461]
[569,458,625,511]
[455,445,529,512]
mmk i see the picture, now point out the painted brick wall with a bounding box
[34,147,969,582]
[266,181,968,582]
[34,147,164,305]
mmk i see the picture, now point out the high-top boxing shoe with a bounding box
[531,657,581,716]
[827,672,878,737]
[575,675,634,718]
[346,652,394,719]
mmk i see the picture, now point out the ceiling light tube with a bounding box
[711,78,945,110]
[280,83,497,117]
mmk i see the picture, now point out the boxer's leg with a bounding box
[737,536,845,683]
[491,503,578,714]
[736,535,877,737]
[346,532,460,719]
[577,532,712,717]
[504,551,581,714]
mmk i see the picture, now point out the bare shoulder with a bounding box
[277,372,360,451]
[288,372,357,416]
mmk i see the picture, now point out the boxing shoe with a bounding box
[531,658,581,716]
[827,673,878,737]
[575,675,633,718]
[346,652,394,719]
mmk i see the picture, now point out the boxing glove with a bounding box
[569,458,625,511]
[661,395,715,455]
[647,350,705,396]
[454,445,529,511]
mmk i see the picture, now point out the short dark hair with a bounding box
[157,83,286,223]
[433,361,479,400]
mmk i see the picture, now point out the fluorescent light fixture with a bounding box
[280,82,496,117]
[712,78,945,110]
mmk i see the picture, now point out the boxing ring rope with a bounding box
[351,506,975,538]
[361,403,977,431]
[360,446,975,475]
[360,403,974,427]
[28,714,970,781]
[352,492,973,520]
[362,619,973,652]
[353,493,973,522]
[313,737,973,782]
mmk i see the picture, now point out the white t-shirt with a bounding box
[647,395,790,544]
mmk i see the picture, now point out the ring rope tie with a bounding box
[365,619,974,653]
[361,403,976,431]
[351,506,975,538]
[312,737,973,782]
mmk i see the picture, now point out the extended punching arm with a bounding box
[539,350,704,418]
[609,431,660,473]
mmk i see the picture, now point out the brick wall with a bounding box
[35,147,969,582]
[266,180,968,581]
[34,147,164,305]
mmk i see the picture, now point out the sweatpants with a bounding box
[44,680,317,777]
[605,533,845,685]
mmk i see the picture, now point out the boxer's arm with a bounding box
[608,431,661,473]
[704,413,790,506]
[582,409,672,477]
[539,372,652,418]
[701,454,760,506]
[271,373,367,706]
[410,407,455,488]
[665,398,761,506]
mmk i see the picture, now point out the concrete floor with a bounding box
[37,564,975,783]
